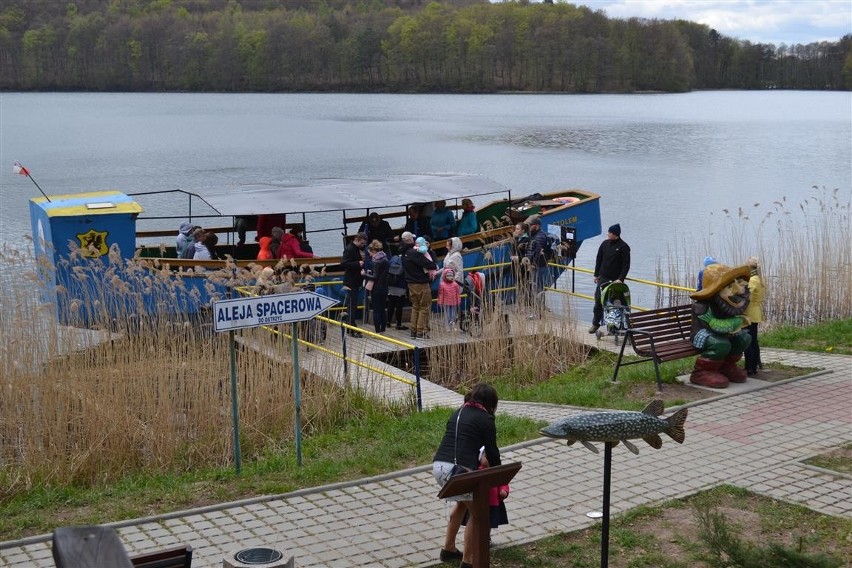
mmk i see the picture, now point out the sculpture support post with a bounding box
[601,442,613,568]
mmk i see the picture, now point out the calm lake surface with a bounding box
[1,91,849,312]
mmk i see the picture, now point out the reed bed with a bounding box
[427,269,587,391]
[655,187,851,325]
[0,245,398,497]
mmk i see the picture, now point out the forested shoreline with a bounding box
[2,0,849,93]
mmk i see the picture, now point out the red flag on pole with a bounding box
[13,160,30,176]
[13,160,51,201]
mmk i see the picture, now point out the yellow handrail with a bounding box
[233,286,418,387]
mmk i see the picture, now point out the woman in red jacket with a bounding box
[277,227,315,259]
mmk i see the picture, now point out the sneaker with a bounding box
[588,324,600,334]
[417,332,430,339]
[410,331,418,339]
[439,549,463,562]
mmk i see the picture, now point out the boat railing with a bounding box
[343,203,466,226]
[457,255,695,314]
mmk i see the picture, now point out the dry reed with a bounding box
[0,245,393,496]
[655,187,851,325]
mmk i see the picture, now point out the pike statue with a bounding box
[540,400,687,455]
[689,263,753,388]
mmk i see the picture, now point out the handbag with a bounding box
[449,407,469,479]
[365,279,374,292]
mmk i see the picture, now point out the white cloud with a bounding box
[568,1,851,44]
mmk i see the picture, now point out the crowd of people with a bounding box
[175,223,219,260]
[177,206,766,382]
[333,201,487,339]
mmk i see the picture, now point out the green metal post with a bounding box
[292,323,302,466]
[229,330,241,475]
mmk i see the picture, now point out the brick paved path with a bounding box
[1,349,849,568]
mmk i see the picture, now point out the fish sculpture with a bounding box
[540,400,687,455]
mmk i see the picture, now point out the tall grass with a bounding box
[0,244,406,498]
[656,186,851,325]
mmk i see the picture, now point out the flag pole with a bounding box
[14,161,50,202]
[25,172,51,202]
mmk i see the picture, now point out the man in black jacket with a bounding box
[522,215,550,316]
[403,232,437,339]
[359,212,394,252]
[340,232,367,334]
[590,223,630,333]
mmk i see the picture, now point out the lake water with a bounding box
[1,91,849,314]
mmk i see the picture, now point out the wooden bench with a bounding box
[130,545,193,568]
[611,304,700,391]
[52,525,192,568]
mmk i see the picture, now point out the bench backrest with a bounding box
[626,304,693,355]
[130,546,193,568]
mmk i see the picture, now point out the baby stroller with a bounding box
[458,271,485,337]
[596,281,631,344]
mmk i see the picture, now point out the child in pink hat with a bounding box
[438,268,462,330]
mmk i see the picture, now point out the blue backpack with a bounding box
[388,254,404,276]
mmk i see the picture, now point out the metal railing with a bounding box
[233,285,424,411]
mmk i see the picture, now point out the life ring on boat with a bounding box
[553,196,580,205]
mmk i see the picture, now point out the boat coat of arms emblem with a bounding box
[76,228,109,258]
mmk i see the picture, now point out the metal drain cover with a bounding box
[234,547,284,564]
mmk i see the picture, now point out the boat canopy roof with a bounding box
[189,173,511,216]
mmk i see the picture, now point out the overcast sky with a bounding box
[511,1,852,45]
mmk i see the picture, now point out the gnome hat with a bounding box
[690,263,751,301]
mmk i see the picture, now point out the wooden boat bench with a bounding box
[611,304,699,391]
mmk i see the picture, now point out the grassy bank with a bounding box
[761,318,852,355]
[0,406,542,540]
[3,318,845,540]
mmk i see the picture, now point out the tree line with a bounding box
[1,0,849,93]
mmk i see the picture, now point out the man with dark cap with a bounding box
[341,232,368,336]
[522,214,550,316]
[590,223,630,333]
[358,212,394,252]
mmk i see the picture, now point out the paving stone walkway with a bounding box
[1,348,849,568]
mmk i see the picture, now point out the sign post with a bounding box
[213,290,337,473]
[437,463,523,568]
[291,322,302,466]
[229,329,241,474]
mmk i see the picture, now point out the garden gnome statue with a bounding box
[689,263,753,388]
